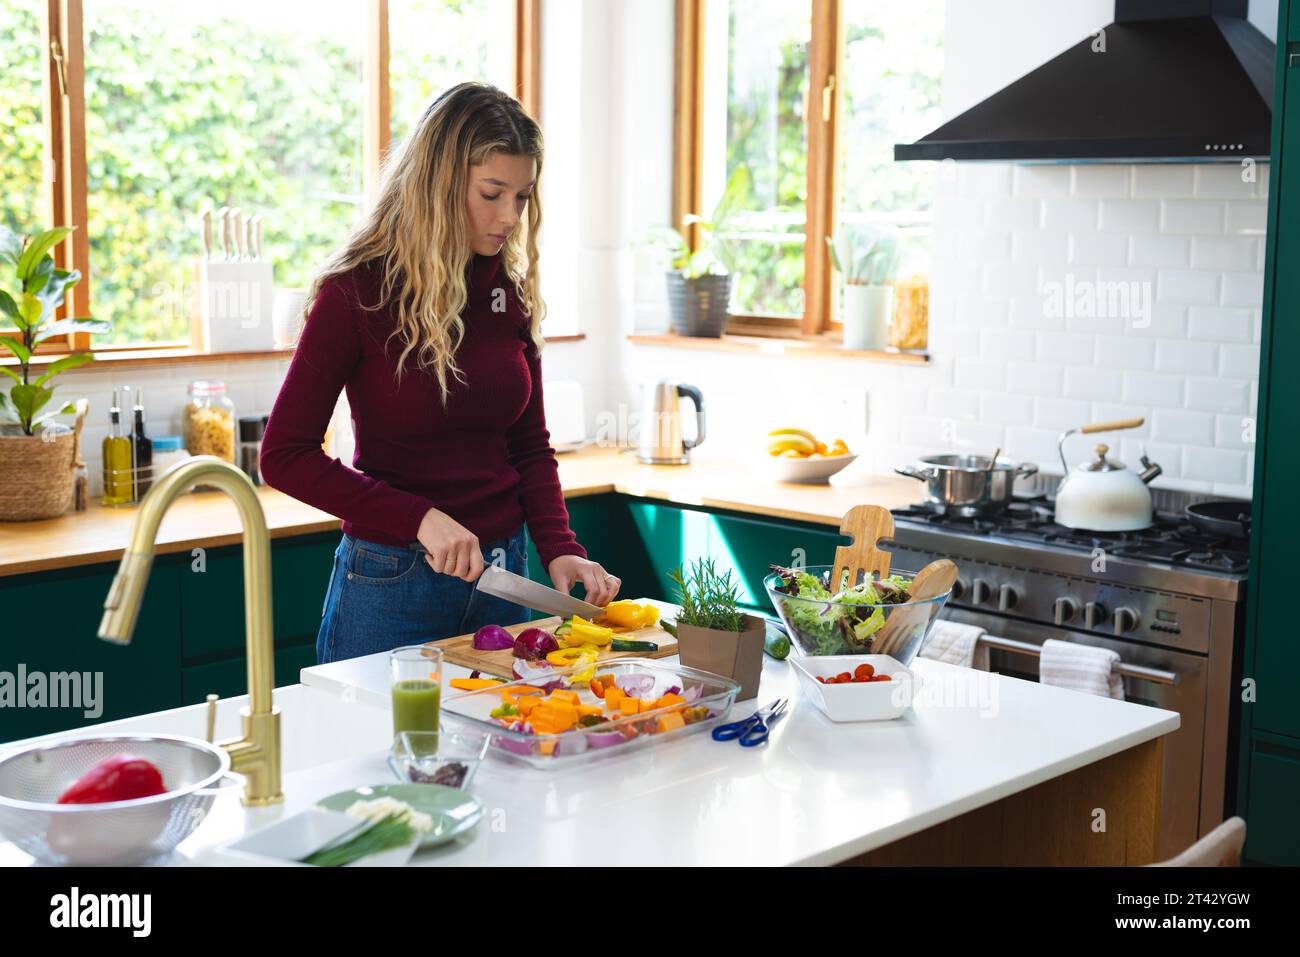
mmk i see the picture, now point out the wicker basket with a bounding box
[0,398,89,522]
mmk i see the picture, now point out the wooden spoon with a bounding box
[831,505,895,592]
[872,558,959,658]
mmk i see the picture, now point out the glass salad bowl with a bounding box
[763,565,951,663]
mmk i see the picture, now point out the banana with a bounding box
[768,434,816,455]
[767,427,817,445]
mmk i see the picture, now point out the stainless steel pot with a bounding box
[895,454,1038,515]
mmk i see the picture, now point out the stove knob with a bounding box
[950,578,968,601]
[1053,597,1079,625]
[971,578,992,605]
[998,583,1019,612]
[1084,601,1107,630]
[1113,607,1140,635]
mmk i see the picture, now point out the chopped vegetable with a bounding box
[599,600,660,629]
[554,615,615,648]
[609,638,659,653]
[472,624,516,651]
[449,677,504,691]
[513,627,560,660]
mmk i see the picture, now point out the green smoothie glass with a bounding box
[390,645,443,752]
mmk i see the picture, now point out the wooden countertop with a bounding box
[0,446,917,577]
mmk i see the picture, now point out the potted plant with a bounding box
[641,167,751,338]
[0,224,111,520]
[827,223,902,350]
[668,557,766,701]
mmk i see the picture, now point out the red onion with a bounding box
[615,673,656,698]
[584,730,625,749]
[512,627,560,660]
[472,624,515,651]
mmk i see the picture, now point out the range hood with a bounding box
[895,0,1275,163]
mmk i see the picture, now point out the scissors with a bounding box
[711,698,788,747]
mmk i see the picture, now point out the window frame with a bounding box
[674,0,856,339]
[15,0,540,355]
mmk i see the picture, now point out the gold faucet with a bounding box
[98,455,283,806]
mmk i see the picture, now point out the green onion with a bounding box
[299,813,416,867]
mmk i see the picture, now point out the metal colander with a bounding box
[0,733,232,866]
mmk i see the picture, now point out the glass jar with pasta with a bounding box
[182,380,237,463]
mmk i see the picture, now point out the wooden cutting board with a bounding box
[433,597,680,679]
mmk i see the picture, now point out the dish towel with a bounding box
[918,619,990,671]
[1039,638,1125,700]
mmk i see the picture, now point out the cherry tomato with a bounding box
[854,663,875,680]
[872,674,892,682]
[835,672,852,684]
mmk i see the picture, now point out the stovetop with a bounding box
[892,498,1249,576]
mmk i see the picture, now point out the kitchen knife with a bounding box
[474,564,605,620]
[230,207,244,260]
[251,215,263,260]
[200,209,212,260]
[216,207,230,259]
[244,215,255,263]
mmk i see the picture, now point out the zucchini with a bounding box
[764,623,791,660]
[553,615,575,638]
[610,638,659,653]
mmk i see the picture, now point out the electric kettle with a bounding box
[636,381,706,465]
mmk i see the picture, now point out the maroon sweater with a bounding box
[260,252,586,568]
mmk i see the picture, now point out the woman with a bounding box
[261,82,621,664]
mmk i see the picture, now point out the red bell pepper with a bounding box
[57,753,166,804]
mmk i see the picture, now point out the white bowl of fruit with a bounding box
[766,428,857,483]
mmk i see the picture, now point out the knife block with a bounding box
[192,259,276,353]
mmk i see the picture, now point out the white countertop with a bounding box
[1,652,1179,867]
[286,652,1177,866]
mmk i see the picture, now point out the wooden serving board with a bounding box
[434,597,680,679]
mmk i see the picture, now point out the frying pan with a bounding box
[1185,500,1251,540]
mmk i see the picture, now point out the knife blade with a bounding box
[474,564,604,620]
[200,209,212,260]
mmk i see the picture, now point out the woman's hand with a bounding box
[417,507,484,582]
[548,555,622,607]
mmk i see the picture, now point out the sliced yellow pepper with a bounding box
[601,601,660,629]
[556,615,615,648]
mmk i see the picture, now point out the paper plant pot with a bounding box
[675,613,766,701]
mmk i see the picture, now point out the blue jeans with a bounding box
[316,527,530,664]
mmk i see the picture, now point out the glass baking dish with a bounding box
[440,658,740,770]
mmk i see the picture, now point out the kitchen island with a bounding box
[0,649,1178,867]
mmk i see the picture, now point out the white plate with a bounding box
[768,452,857,484]
[791,654,921,722]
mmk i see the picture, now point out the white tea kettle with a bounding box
[1054,418,1162,532]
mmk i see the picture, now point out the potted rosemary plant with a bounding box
[641,167,751,338]
[827,224,902,350]
[668,557,766,701]
[0,224,111,520]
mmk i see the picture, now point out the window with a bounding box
[677,0,944,342]
[8,0,536,352]
[701,0,810,319]
[83,0,366,344]
[390,0,515,148]
[0,0,44,239]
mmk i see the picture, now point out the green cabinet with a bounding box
[0,560,183,741]
[1239,0,1300,864]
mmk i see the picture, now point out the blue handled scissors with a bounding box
[711,698,788,747]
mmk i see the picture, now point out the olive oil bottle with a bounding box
[102,389,134,506]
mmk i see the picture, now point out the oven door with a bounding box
[942,608,1206,860]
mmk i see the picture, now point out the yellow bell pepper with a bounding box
[601,601,660,629]
[555,615,615,648]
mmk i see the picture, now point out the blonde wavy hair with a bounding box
[305,82,545,402]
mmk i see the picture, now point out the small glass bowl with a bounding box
[387,729,490,790]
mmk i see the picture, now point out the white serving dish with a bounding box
[768,452,857,484]
[791,654,921,722]
[216,807,417,867]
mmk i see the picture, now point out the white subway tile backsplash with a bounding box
[1099,200,1159,232]
[1156,269,1220,304]
[1036,331,1095,364]
[1122,369,1183,406]
[1005,426,1067,464]
[1152,409,1215,445]
[1154,339,1218,374]
[1094,334,1155,370]
[1220,271,1264,307]
[1012,229,1070,264]
[1225,201,1267,235]
[1193,164,1259,199]
[1117,439,1183,477]
[1012,165,1071,197]
[1190,236,1258,271]
[925,388,983,421]
[980,262,1040,297]
[1219,343,1261,378]
[1071,165,1131,198]
[1007,361,1063,395]
[1009,294,1064,330]
[1182,445,1247,484]
[1187,306,1253,342]
[1069,231,1130,266]
[1215,412,1253,450]
[1130,234,1190,268]
[1160,200,1225,234]
[1032,396,1092,431]
[1183,376,1250,414]
[1042,199,1099,231]
[1063,365,1124,401]
[992,197,1045,228]
[980,391,1034,427]
[1133,165,1195,198]
[980,326,1035,361]
[952,357,1008,391]
[959,163,1014,196]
